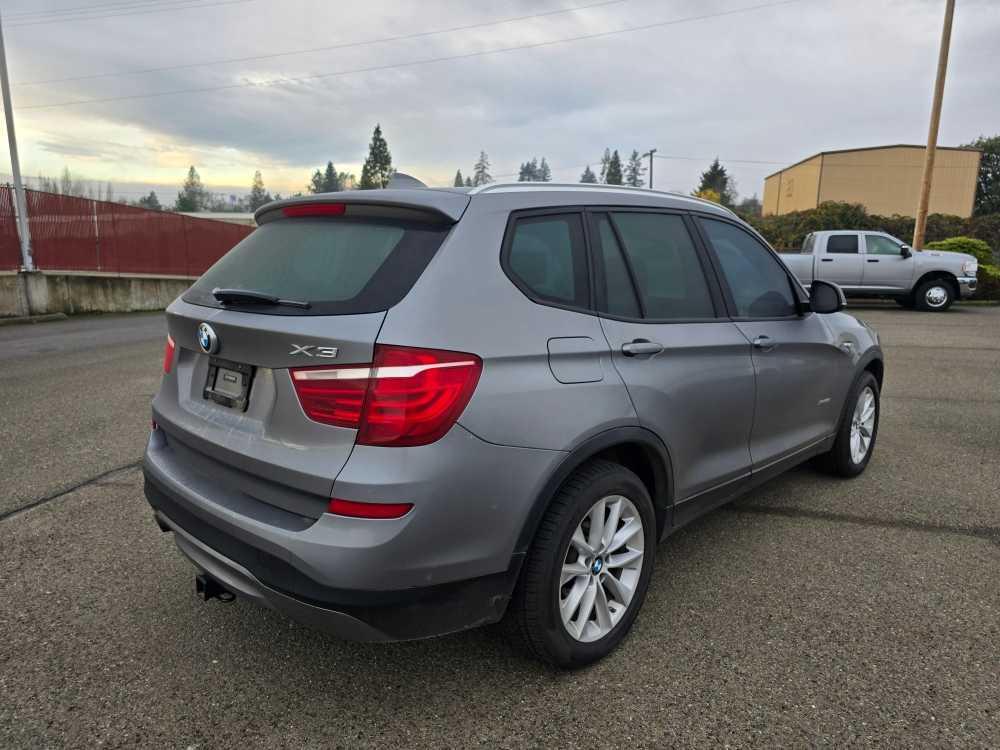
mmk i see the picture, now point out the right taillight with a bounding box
[290,344,482,447]
[162,334,176,374]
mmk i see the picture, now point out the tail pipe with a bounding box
[195,573,235,604]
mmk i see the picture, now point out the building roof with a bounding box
[764,144,982,180]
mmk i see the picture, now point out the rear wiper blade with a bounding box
[212,287,311,309]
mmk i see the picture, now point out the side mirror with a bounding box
[900,244,912,258]
[809,279,846,314]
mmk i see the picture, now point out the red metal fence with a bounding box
[0,186,253,275]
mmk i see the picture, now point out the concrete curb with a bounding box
[0,312,69,327]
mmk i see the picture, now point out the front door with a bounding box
[697,217,851,468]
[862,233,915,291]
[589,210,755,502]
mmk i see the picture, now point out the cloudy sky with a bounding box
[1,0,997,202]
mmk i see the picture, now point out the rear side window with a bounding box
[506,214,589,308]
[594,215,641,318]
[608,212,715,319]
[826,234,859,254]
[184,217,450,315]
[700,218,798,319]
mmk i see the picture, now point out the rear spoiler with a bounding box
[255,189,470,225]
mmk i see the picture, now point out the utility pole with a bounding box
[913,0,955,250]
[642,148,657,190]
[0,13,32,271]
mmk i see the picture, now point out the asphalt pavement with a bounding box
[1,305,998,747]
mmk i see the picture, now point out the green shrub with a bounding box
[976,263,1000,302]
[924,236,994,264]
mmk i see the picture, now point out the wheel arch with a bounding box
[914,270,959,300]
[513,427,674,555]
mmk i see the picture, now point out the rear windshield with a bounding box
[183,217,450,315]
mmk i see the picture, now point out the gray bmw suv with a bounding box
[144,183,884,667]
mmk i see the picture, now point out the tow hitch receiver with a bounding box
[195,573,235,603]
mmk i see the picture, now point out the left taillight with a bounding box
[162,334,176,374]
[290,344,482,447]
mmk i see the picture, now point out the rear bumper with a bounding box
[957,276,977,299]
[144,473,523,641]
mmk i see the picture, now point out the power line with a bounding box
[14,0,627,87]
[7,0,253,28]
[5,0,221,21]
[19,0,808,109]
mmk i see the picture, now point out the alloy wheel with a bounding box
[850,386,877,464]
[559,494,645,642]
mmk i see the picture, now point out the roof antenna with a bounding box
[387,172,427,189]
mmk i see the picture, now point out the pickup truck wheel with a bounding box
[505,460,656,668]
[819,371,879,478]
[914,279,954,312]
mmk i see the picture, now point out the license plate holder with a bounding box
[203,357,254,412]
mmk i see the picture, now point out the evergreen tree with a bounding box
[309,169,324,194]
[518,158,539,182]
[175,166,207,211]
[453,169,465,187]
[625,150,646,188]
[104,181,114,202]
[137,191,161,211]
[465,176,473,187]
[248,170,272,211]
[696,158,736,205]
[599,148,612,183]
[472,150,492,186]
[538,157,552,182]
[359,123,393,189]
[322,161,340,192]
[963,134,1000,215]
[580,165,598,183]
[605,150,623,185]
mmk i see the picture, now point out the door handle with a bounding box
[751,335,775,351]
[867,259,880,263]
[622,339,664,357]
[821,258,834,262]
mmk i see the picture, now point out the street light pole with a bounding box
[642,149,657,190]
[913,0,956,250]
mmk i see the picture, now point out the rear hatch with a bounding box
[153,197,462,520]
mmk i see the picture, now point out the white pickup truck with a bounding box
[779,230,979,311]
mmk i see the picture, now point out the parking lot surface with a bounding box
[2,306,998,747]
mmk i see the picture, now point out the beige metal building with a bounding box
[762,145,981,217]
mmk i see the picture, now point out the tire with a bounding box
[819,371,880,478]
[505,459,656,668]
[894,295,915,309]
[914,278,954,312]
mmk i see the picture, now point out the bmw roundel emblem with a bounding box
[197,322,219,354]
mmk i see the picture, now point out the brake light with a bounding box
[282,203,346,218]
[328,498,413,519]
[163,334,176,373]
[290,344,482,447]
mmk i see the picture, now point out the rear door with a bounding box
[861,232,914,291]
[591,209,755,502]
[154,203,454,514]
[695,216,849,468]
[817,233,864,288]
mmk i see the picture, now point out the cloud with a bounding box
[4,0,998,196]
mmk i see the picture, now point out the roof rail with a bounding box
[468,181,737,217]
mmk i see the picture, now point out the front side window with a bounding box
[506,214,589,308]
[826,234,859,254]
[865,234,903,256]
[700,218,798,319]
[607,212,715,319]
